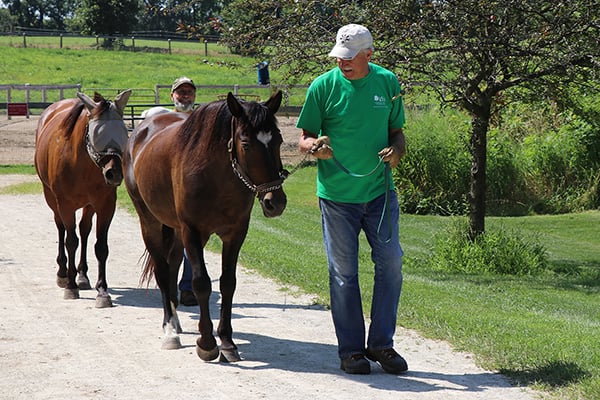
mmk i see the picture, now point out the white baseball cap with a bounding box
[328,24,374,60]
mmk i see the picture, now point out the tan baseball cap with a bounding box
[171,76,196,92]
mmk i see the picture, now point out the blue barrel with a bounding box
[257,61,270,85]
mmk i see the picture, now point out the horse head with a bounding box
[78,89,132,186]
[227,91,287,218]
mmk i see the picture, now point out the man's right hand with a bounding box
[310,136,333,160]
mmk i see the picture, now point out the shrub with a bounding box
[429,218,548,275]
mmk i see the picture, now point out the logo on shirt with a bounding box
[373,94,387,108]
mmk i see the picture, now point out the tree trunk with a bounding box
[469,113,490,240]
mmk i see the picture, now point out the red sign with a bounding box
[7,103,28,116]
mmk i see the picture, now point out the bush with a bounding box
[396,106,471,215]
[429,218,548,275]
[398,98,600,217]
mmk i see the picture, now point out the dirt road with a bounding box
[0,175,541,400]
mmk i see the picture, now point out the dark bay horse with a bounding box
[35,90,132,308]
[123,91,287,362]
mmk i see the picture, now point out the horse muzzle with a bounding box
[101,156,124,186]
[259,189,287,218]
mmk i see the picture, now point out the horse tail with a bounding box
[139,250,156,287]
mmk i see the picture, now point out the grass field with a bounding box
[0,37,310,106]
[1,40,599,399]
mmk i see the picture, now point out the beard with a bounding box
[174,99,194,113]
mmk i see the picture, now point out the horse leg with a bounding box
[92,200,116,308]
[143,222,182,349]
[60,210,80,300]
[216,237,245,362]
[75,205,94,290]
[165,226,183,329]
[55,216,68,289]
[42,186,68,288]
[184,231,219,361]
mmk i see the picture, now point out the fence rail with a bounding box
[0,84,82,119]
[1,83,305,123]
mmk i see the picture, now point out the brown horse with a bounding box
[35,90,132,308]
[123,91,287,361]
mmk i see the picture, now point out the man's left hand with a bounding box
[378,145,402,168]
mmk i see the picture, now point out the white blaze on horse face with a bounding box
[257,131,272,148]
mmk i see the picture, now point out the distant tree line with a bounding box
[0,0,228,38]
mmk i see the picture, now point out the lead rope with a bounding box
[333,155,392,243]
[308,146,393,244]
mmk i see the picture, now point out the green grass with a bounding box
[0,41,308,105]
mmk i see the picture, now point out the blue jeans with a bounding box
[319,191,403,359]
[179,250,193,292]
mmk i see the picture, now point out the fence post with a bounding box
[96,35,99,49]
[7,87,12,120]
[204,40,208,57]
[22,32,26,48]
[131,36,135,52]
[60,34,63,48]
[168,39,171,55]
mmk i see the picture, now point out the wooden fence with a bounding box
[1,83,305,124]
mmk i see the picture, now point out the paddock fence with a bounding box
[1,83,306,129]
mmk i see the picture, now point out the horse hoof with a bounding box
[219,348,241,363]
[196,344,219,361]
[161,336,182,350]
[63,288,79,300]
[76,277,92,290]
[56,276,68,288]
[95,294,113,308]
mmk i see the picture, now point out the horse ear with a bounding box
[77,91,97,112]
[114,89,133,113]
[226,92,244,118]
[264,90,282,114]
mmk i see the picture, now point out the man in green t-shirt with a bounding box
[297,24,408,375]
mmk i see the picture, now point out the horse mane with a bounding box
[243,100,278,130]
[90,95,111,119]
[178,98,278,151]
[60,101,86,138]
[179,100,231,149]
[58,93,110,139]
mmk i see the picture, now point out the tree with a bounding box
[139,0,225,35]
[3,0,75,30]
[220,0,600,238]
[75,0,140,36]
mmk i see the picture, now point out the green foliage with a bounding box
[396,106,471,215]
[396,99,600,216]
[430,218,548,275]
[76,0,140,36]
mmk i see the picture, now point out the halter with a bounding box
[228,117,287,197]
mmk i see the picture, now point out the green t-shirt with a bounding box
[297,63,405,203]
